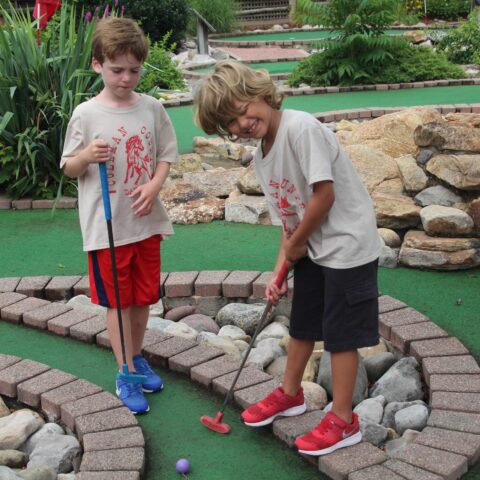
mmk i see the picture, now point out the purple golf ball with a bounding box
[176,458,190,474]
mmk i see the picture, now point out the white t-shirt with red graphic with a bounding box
[254,109,381,269]
[61,95,178,251]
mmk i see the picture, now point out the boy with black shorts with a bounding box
[194,61,381,455]
[61,18,178,414]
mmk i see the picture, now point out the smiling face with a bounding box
[226,98,278,141]
[92,53,142,103]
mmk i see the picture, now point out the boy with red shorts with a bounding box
[61,18,177,414]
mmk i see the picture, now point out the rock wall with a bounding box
[162,107,480,270]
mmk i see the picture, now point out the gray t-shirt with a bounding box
[61,95,178,251]
[254,109,381,269]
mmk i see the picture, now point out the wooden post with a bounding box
[191,8,216,56]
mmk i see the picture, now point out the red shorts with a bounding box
[88,235,161,309]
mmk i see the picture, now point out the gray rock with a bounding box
[416,148,435,165]
[22,423,64,455]
[394,404,429,435]
[379,243,398,268]
[0,466,23,479]
[27,433,81,474]
[354,397,385,424]
[17,465,56,480]
[364,352,396,383]
[246,338,284,369]
[369,357,423,403]
[0,450,27,468]
[216,303,268,335]
[254,322,289,346]
[0,450,28,468]
[414,185,463,207]
[381,400,427,429]
[146,317,174,331]
[218,325,250,342]
[66,295,105,317]
[180,314,220,334]
[0,396,10,418]
[266,355,288,378]
[0,410,44,450]
[359,418,389,446]
[317,351,368,406]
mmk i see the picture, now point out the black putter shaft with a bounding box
[217,297,275,415]
[217,262,289,414]
[105,219,128,368]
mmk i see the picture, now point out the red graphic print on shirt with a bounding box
[269,178,306,237]
[124,135,152,187]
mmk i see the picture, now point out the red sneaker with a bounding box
[295,411,362,456]
[241,387,306,427]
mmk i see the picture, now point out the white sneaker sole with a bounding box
[143,384,164,393]
[116,388,150,415]
[243,403,307,427]
[298,431,362,456]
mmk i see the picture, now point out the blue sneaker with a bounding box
[116,374,150,414]
[133,355,164,393]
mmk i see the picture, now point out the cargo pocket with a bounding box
[345,283,378,307]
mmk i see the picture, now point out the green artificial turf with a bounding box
[213,29,447,42]
[0,322,320,480]
[167,85,480,153]
[1,210,480,479]
[192,60,299,75]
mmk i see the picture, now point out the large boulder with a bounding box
[338,106,442,158]
[420,205,474,236]
[183,168,245,197]
[426,154,480,190]
[372,193,421,229]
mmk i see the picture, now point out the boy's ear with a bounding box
[92,57,102,73]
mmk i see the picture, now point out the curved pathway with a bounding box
[0,275,479,479]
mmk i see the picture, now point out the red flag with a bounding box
[33,0,62,29]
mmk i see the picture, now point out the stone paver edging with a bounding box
[1,273,480,479]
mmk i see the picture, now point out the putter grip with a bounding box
[274,261,289,288]
[98,162,112,221]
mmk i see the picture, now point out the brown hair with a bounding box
[193,60,283,139]
[92,17,148,64]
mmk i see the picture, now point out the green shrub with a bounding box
[137,34,186,93]
[288,42,464,86]
[370,44,465,83]
[0,3,101,199]
[437,8,480,64]
[121,0,189,48]
[291,0,404,86]
[426,0,470,19]
[187,0,238,34]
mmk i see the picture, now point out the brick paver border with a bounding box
[1,274,479,479]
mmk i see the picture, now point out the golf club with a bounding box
[200,261,289,434]
[99,162,147,384]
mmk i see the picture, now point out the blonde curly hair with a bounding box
[193,60,283,139]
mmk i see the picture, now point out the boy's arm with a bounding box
[130,161,170,217]
[284,180,335,264]
[63,139,110,178]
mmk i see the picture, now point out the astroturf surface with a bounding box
[167,85,480,153]
[1,212,480,479]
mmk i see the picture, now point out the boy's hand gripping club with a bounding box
[99,162,147,384]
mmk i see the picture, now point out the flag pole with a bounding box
[36,2,41,45]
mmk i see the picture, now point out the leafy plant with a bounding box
[391,0,423,24]
[426,0,470,19]
[291,0,405,86]
[0,2,101,199]
[187,0,238,35]
[436,8,480,64]
[137,33,186,93]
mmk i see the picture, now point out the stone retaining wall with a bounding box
[1,273,479,479]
